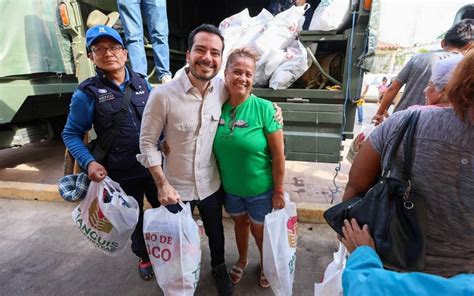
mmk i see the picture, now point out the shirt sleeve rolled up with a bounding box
[137,87,167,168]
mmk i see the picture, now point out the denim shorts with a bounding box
[224,190,273,224]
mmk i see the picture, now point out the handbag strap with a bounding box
[402,110,421,182]
[382,110,421,177]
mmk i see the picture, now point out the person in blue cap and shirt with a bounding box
[62,25,159,281]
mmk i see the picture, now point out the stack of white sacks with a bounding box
[218,5,311,89]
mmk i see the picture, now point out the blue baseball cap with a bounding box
[86,25,124,49]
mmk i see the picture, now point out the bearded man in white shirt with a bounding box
[137,24,233,295]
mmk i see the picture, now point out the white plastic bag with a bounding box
[345,125,375,163]
[143,202,201,296]
[219,8,274,79]
[269,40,310,89]
[263,194,298,296]
[219,8,251,37]
[241,9,273,46]
[219,9,252,62]
[309,0,350,31]
[254,4,309,54]
[216,6,309,87]
[314,243,347,296]
[254,48,286,86]
[71,176,139,255]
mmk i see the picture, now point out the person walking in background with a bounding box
[117,0,172,84]
[372,19,473,125]
[213,48,285,288]
[344,50,474,277]
[355,96,365,125]
[62,25,160,281]
[354,76,369,125]
[377,77,388,103]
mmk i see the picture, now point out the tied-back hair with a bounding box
[446,50,474,123]
[225,47,260,70]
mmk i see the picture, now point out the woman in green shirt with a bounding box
[213,48,285,288]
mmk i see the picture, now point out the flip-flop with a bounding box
[259,268,270,288]
[229,263,247,284]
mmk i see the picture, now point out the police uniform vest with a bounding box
[78,66,149,181]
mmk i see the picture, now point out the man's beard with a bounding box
[189,62,219,82]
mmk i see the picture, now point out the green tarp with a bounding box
[356,0,380,72]
[0,0,74,77]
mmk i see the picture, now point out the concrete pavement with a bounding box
[0,128,348,295]
[0,198,339,296]
[0,104,387,295]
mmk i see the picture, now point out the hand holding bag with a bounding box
[324,110,426,271]
[263,193,298,296]
[143,202,201,296]
[98,177,139,234]
[71,176,139,255]
[314,242,347,296]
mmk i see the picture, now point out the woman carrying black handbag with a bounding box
[325,109,427,272]
[328,51,474,278]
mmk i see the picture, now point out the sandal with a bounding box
[259,268,270,288]
[138,259,154,281]
[229,262,248,284]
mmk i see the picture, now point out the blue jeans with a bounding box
[117,0,171,79]
[357,105,364,123]
[224,190,273,224]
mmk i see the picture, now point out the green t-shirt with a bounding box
[213,95,282,196]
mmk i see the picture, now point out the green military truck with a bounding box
[0,0,373,163]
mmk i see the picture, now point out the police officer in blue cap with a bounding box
[62,25,159,281]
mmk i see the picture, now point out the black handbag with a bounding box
[324,110,426,271]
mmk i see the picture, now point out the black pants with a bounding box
[118,176,160,262]
[167,187,226,267]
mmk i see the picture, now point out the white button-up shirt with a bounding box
[137,69,227,201]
